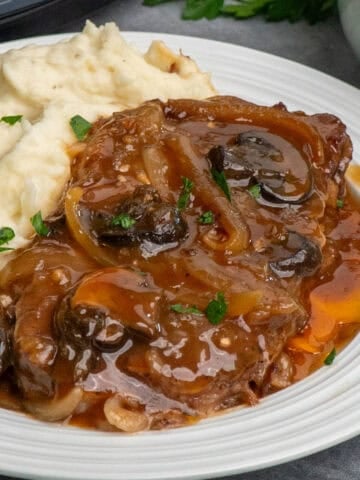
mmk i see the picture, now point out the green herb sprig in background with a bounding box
[143,0,337,24]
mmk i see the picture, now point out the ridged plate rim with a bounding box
[0,31,359,480]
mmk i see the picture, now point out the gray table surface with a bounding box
[0,1,359,479]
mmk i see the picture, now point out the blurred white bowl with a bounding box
[338,0,360,60]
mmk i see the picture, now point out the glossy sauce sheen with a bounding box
[0,96,358,432]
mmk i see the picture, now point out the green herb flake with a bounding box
[70,115,92,141]
[0,226,15,253]
[0,227,15,246]
[336,199,344,209]
[177,176,194,210]
[170,304,203,315]
[144,0,336,24]
[111,213,136,229]
[248,184,261,199]
[205,292,227,325]
[30,211,50,237]
[183,0,224,20]
[199,210,215,225]
[0,247,14,252]
[1,115,22,125]
[211,169,231,202]
[324,348,336,366]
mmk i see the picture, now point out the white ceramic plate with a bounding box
[0,32,360,480]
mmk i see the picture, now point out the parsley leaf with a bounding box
[30,211,50,237]
[336,199,344,209]
[324,347,336,365]
[222,0,336,23]
[178,176,194,210]
[0,227,15,252]
[0,227,15,245]
[144,0,336,23]
[248,184,261,199]
[211,169,231,201]
[199,210,215,225]
[205,292,227,325]
[183,0,224,20]
[70,115,92,141]
[1,115,22,125]
[111,213,136,229]
[222,0,270,18]
[171,304,203,315]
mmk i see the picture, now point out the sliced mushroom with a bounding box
[269,232,322,279]
[92,185,188,249]
[55,297,126,354]
[207,131,313,206]
[14,276,61,399]
[55,268,165,380]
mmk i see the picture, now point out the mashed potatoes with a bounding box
[0,21,215,263]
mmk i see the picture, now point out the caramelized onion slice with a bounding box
[269,232,322,279]
[65,186,116,266]
[166,96,325,166]
[166,133,249,253]
[24,387,83,422]
[142,146,173,202]
[227,291,262,317]
[104,395,150,432]
[71,267,164,338]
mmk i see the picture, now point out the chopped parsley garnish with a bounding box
[1,115,22,125]
[0,227,15,245]
[111,213,136,229]
[144,0,336,24]
[170,304,203,315]
[336,199,344,209]
[0,226,15,252]
[30,211,50,237]
[248,184,261,199]
[177,176,194,210]
[205,292,227,325]
[211,169,231,202]
[324,348,336,365]
[70,115,92,141]
[199,210,215,225]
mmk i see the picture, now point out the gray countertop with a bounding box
[0,1,359,479]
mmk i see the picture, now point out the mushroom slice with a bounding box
[207,131,313,206]
[70,267,165,339]
[269,232,322,279]
[94,185,188,249]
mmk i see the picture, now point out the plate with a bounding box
[0,32,360,480]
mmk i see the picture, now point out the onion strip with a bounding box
[166,134,249,253]
[142,145,173,202]
[65,186,116,266]
[24,387,83,422]
[166,96,325,166]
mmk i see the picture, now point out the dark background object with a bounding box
[0,0,115,39]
